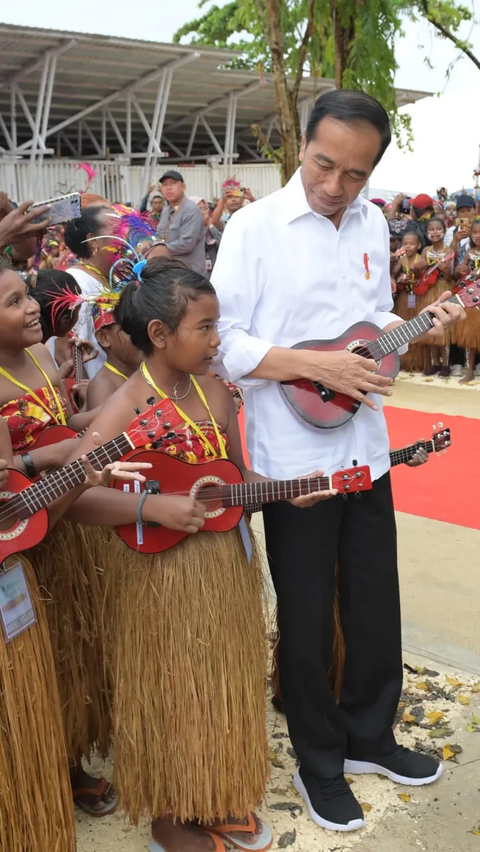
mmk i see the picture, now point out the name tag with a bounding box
[407,293,417,309]
[0,557,36,642]
[239,516,253,563]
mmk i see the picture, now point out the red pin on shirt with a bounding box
[363,253,371,280]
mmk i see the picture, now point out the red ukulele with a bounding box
[415,252,455,297]
[113,453,372,554]
[280,285,480,429]
[0,402,174,562]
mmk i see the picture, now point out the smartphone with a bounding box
[28,192,82,226]
[456,217,471,228]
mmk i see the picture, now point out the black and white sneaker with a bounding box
[344,745,443,786]
[293,767,365,832]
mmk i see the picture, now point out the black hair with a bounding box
[401,227,423,248]
[32,269,81,339]
[115,257,216,356]
[305,89,391,167]
[64,205,109,258]
[425,216,446,236]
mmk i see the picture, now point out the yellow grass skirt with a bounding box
[105,526,268,825]
[28,520,112,761]
[0,555,76,852]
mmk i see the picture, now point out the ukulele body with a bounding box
[0,469,49,562]
[280,321,400,429]
[113,451,245,554]
[31,424,77,448]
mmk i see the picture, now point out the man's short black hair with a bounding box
[305,89,391,168]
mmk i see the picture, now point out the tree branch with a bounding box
[420,0,480,71]
[293,0,316,102]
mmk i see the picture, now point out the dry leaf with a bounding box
[446,676,463,688]
[443,744,455,760]
[472,681,480,693]
[402,710,416,723]
[470,827,480,836]
[456,694,471,706]
[361,802,372,813]
[345,776,354,785]
[415,681,430,691]
[398,793,411,803]
[426,711,444,725]
[268,748,278,761]
[429,727,454,739]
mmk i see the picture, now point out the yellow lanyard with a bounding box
[79,261,109,282]
[0,349,67,426]
[404,253,419,279]
[104,362,128,381]
[141,362,227,460]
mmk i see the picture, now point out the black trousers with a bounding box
[263,472,403,779]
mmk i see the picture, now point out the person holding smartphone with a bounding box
[444,194,476,262]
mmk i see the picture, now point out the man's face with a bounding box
[152,196,163,213]
[161,179,185,205]
[299,117,381,220]
[225,192,243,213]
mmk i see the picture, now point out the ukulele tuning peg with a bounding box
[146,396,155,406]
[134,407,141,415]
[354,492,362,499]
[438,422,443,428]
[151,441,161,450]
[352,459,358,467]
[139,419,147,426]
[147,431,155,439]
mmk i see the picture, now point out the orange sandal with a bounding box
[149,830,226,852]
[208,813,273,852]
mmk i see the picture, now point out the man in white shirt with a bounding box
[212,90,463,833]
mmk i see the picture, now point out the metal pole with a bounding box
[131,95,162,154]
[126,92,132,158]
[186,116,199,157]
[30,56,50,163]
[37,54,57,166]
[10,87,16,151]
[102,108,107,158]
[142,70,166,195]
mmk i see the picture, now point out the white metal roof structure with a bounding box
[0,23,430,191]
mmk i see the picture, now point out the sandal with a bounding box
[208,813,273,852]
[149,831,226,852]
[72,776,118,817]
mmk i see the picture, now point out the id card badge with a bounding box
[0,557,36,642]
[407,293,416,309]
[239,516,253,564]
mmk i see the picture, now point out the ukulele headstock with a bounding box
[456,279,480,309]
[431,423,451,453]
[331,464,372,495]
[128,400,183,449]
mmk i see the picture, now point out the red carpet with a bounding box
[385,406,480,530]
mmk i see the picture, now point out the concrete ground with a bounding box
[77,376,480,852]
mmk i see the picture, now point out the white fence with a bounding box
[0,159,282,205]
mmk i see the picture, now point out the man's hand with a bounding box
[288,469,337,507]
[302,349,394,412]
[144,494,206,533]
[243,187,255,203]
[420,290,466,338]
[406,446,429,467]
[74,339,97,364]
[0,200,50,249]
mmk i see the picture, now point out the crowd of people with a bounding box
[371,190,480,382]
[0,87,468,852]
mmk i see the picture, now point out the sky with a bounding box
[1,0,480,195]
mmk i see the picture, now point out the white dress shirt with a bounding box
[68,268,106,379]
[212,168,401,482]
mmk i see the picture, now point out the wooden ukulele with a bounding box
[415,252,455,296]
[0,402,174,562]
[245,426,451,516]
[113,453,372,554]
[280,285,480,430]
[64,335,89,413]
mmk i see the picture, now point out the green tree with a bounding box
[175,0,476,184]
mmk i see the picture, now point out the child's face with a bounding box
[390,235,399,253]
[402,234,420,258]
[471,225,480,247]
[427,221,445,244]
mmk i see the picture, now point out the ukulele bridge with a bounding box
[190,475,226,519]
[346,339,382,372]
[0,492,28,540]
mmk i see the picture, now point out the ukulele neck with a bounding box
[202,476,332,508]
[389,438,435,468]
[368,294,463,360]
[11,433,133,520]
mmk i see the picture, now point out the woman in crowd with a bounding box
[454,218,480,383]
[414,217,454,377]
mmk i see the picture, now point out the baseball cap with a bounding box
[370,198,386,207]
[411,194,434,211]
[456,193,475,210]
[159,169,184,184]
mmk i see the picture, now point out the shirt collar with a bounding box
[282,167,368,224]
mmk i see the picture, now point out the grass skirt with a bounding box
[0,556,76,851]
[105,526,268,825]
[28,519,112,762]
[394,291,423,371]
[415,280,453,346]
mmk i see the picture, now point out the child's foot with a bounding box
[459,371,475,384]
[423,365,440,376]
[439,366,450,378]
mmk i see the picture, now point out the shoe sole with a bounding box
[293,768,365,832]
[343,759,443,787]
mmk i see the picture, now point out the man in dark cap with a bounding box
[445,193,476,263]
[156,170,207,275]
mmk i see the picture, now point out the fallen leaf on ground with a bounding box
[469,827,480,836]
[443,743,463,760]
[345,777,354,785]
[472,682,480,693]
[361,803,372,813]
[398,793,411,803]
[429,727,454,739]
[456,694,471,706]
[426,711,444,725]
[446,676,463,688]
[415,681,430,691]
[466,715,480,734]
[402,710,416,723]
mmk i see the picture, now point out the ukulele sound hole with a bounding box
[346,340,382,372]
[0,493,27,540]
[190,476,226,519]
